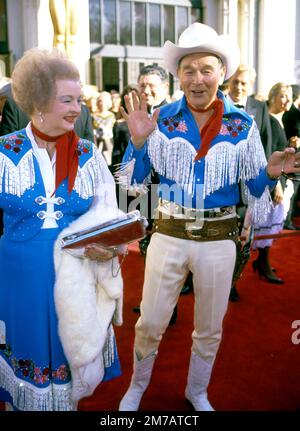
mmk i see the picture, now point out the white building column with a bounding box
[22,0,39,51]
[218,0,238,39]
[257,0,297,97]
[238,0,256,66]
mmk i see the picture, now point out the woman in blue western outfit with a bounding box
[0,48,124,410]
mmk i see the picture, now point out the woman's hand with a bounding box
[267,147,300,178]
[84,244,127,262]
[119,91,160,149]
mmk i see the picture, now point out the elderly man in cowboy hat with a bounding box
[117,23,300,411]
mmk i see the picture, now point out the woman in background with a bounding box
[251,82,291,283]
[112,84,139,167]
[92,91,116,166]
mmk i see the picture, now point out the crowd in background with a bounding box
[1,65,300,240]
[1,35,300,412]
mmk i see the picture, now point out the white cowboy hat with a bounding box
[164,23,240,80]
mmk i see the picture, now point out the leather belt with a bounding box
[158,199,236,220]
[153,211,239,243]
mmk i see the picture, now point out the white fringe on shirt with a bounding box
[0,151,35,197]
[116,122,273,223]
[74,145,106,199]
[0,144,105,199]
[148,128,196,196]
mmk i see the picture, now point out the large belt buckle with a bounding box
[219,206,234,217]
[184,208,196,219]
[185,221,203,239]
[186,222,219,239]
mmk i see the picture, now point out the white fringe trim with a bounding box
[203,122,267,197]
[0,144,105,200]
[114,159,150,196]
[112,122,273,223]
[74,145,105,199]
[103,324,115,368]
[203,122,273,223]
[114,159,136,189]
[246,186,273,225]
[0,151,35,197]
[0,356,75,411]
[148,128,196,195]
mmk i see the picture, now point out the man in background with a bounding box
[228,64,272,158]
[227,65,273,301]
[132,65,179,323]
[137,64,170,112]
[135,65,170,255]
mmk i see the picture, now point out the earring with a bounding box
[39,112,45,123]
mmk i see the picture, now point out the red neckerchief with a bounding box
[187,99,224,160]
[31,123,79,194]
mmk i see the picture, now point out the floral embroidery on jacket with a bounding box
[220,117,250,138]
[0,133,27,155]
[0,343,71,384]
[77,140,92,156]
[159,112,188,134]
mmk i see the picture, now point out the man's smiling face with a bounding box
[177,52,225,110]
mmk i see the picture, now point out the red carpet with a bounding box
[78,229,300,411]
[1,227,299,412]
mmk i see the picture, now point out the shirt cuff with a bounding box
[264,167,278,185]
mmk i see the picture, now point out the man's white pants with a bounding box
[135,232,236,362]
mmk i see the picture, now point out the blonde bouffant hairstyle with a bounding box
[12,48,80,116]
[267,82,290,105]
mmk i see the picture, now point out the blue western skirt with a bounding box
[0,229,121,411]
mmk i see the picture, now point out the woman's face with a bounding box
[42,80,82,135]
[96,95,111,112]
[273,87,292,113]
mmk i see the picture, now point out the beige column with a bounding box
[218,0,238,40]
[22,0,39,51]
[118,58,124,93]
[238,0,256,66]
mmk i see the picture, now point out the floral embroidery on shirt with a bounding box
[0,343,71,384]
[159,112,188,134]
[220,117,250,138]
[77,140,92,156]
[52,364,70,381]
[0,133,27,154]
[220,124,231,136]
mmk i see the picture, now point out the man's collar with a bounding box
[149,99,168,114]
[227,94,247,108]
[153,99,168,109]
[159,90,251,120]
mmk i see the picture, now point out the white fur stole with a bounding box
[54,206,124,404]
